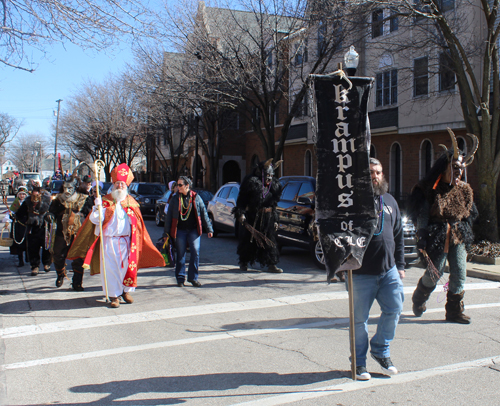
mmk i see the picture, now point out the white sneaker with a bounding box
[371,353,398,375]
[355,366,371,380]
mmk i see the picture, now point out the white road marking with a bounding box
[2,302,500,371]
[1,282,498,339]
[230,355,500,406]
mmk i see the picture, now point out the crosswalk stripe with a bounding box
[1,282,498,339]
[230,355,500,406]
[2,302,500,371]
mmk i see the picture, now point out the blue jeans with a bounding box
[347,265,404,367]
[422,243,466,294]
[175,229,201,282]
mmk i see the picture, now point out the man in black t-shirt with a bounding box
[351,158,405,381]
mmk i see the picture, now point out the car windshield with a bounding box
[51,181,64,191]
[23,174,40,180]
[137,184,166,195]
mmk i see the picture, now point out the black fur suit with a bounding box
[15,191,52,273]
[233,160,283,271]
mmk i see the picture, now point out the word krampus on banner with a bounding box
[313,74,377,282]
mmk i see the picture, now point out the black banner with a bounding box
[313,75,377,282]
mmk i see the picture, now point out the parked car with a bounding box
[129,182,166,216]
[154,187,214,227]
[12,172,41,194]
[276,176,418,269]
[48,180,65,199]
[206,182,240,237]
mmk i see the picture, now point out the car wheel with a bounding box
[155,210,164,227]
[209,214,218,237]
[311,240,326,270]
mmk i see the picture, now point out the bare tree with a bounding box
[0,0,156,72]
[59,77,147,180]
[8,134,46,172]
[163,0,362,161]
[124,48,197,183]
[0,113,22,149]
[364,0,500,241]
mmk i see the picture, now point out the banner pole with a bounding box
[348,269,357,380]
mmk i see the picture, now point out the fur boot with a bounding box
[445,291,471,324]
[412,278,436,317]
[55,267,67,288]
[71,270,84,292]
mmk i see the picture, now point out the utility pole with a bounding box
[54,99,63,173]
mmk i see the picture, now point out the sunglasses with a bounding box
[178,183,185,187]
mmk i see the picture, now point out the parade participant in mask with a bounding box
[14,186,52,275]
[232,159,283,273]
[68,164,165,307]
[48,168,93,290]
[409,129,478,324]
[164,176,213,287]
[8,186,29,267]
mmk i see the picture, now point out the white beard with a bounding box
[111,188,128,202]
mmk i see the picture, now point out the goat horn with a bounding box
[438,144,448,152]
[446,128,460,160]
[464,133,479,166]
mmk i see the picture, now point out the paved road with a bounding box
[1,215,500,405]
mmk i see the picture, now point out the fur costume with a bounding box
[410,128,478,323]
[411,180,477,260]
[233,159,283,268]
[48,169,93,289]
[14,190,52,270]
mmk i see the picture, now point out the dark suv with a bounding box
[276,176,324,267]
[276,176,417,269]
[129,182,166,216]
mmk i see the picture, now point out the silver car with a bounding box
[207,182,240,237]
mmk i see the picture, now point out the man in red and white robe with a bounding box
[68,164,165,308]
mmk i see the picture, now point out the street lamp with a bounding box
[344,46,359,76]
[54,99,63,173]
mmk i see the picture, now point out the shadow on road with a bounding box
[54,370,346,405]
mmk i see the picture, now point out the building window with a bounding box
[376,69,397,107]
[438,0,455,12]
[272,102,280,125]
[294,92,308,117]
[317,23,326,56]
[420,140,433,179]
[390,9,398,32]
[252,107,260,124]
[372,9,384,38]
[305,150,312,176]
[414,56,428,97]
[370,144,377,158]
[294,42,308,66]
[251,154,260,169]
[390,143,402,200]
[439,52,455,92]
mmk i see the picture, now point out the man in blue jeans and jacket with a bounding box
[351,158,405,380]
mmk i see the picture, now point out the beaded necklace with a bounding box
[180,192,193,221]
[373,195,384,236]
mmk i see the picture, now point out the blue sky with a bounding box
[0,43,133,143]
